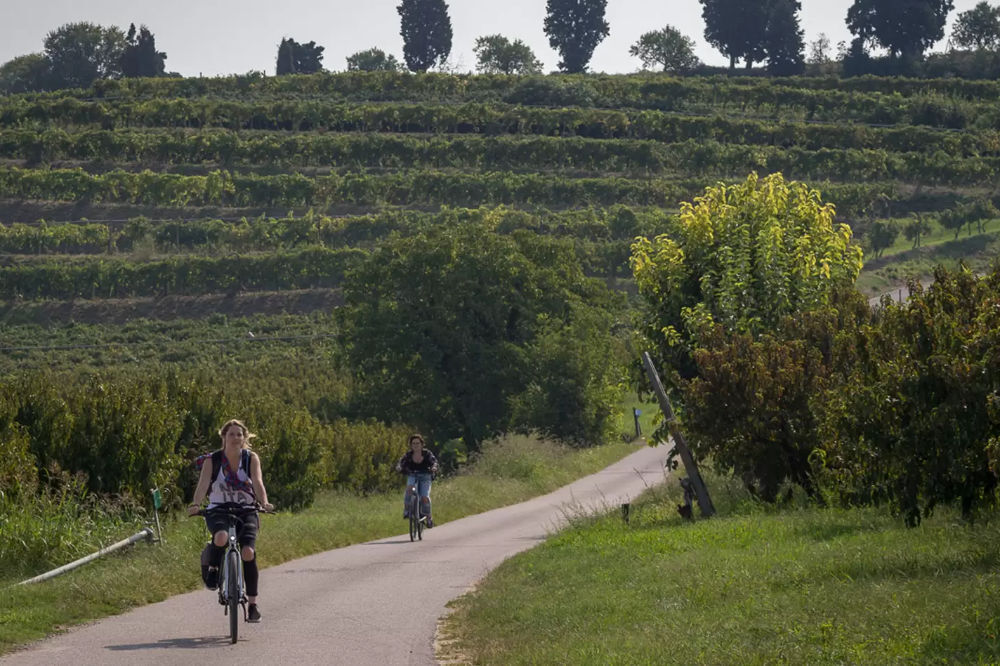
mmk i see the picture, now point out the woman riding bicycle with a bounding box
[396,434,439,527]
[188,419,274,623]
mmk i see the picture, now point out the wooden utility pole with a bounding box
[641,351,715,518]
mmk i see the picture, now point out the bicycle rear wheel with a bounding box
[227,550,240,643]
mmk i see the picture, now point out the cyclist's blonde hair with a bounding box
[219,419,256,449]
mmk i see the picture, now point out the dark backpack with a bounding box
[209,448,252,482]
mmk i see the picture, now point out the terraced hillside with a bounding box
[1,71,998,375]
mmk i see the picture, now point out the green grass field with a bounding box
[439,473,1000,664]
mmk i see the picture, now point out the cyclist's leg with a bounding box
[417,474,432,522]
[238,512,260,602]
[203,515,228,587]
[404,474,416,517]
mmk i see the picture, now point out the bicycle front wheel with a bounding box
[409,495,418,542]
[227,550,240,643]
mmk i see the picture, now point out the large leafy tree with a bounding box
[397,0,453,72]
[846,0,955,60]
[346,48,403,71]
[276,38,325,75]
[543,0,610,73]
[629,25,700,72]
[44,22,126,89]
[951,1,1000,50]
[121,24,167,78]
[340,218,621,449]
[765,0,805,75]
[473,35,543,74]
[699,0,769,69]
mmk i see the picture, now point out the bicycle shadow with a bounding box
[106,636,233,650]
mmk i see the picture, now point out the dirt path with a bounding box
[2,443,670,666]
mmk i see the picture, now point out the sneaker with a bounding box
[426,518,434,528]
[205,567,219,590]
[403,510,409,519]
[247,604,261,623]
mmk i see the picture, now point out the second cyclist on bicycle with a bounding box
[396,433,439,527]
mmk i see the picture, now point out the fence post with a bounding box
[641,352,716,518]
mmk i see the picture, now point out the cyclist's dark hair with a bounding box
[408,433,425,447]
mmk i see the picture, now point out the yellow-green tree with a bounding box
[631,172,862,371]
[630,172,864,500]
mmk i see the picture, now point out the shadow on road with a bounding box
[106,636,232,650]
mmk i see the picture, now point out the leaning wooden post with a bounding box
[641,351,716,518]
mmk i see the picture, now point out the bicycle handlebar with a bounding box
[188,503,275,517]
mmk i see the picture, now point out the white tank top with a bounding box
[206,451,257,508]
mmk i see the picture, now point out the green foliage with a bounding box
[952,1,1000,50]
[847,0,955,60]
[509,305,625,446]
[276,38,325,75]
[340,215,621,450]
[0,54,50,94]
[397,0,453,72]
[44,22,126,89]
[543,0,609,73]
[866,219,900,258]
[819,264,1000,525]
[764,0,806,76]
[120,24,166,78]
[631,172,863,378]
[345,48,403,72]
[629,26,700,73]
[699,0,769,69]
[473,35,543,75]
[681,290,871,502]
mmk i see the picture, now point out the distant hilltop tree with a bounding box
[398,0,453,72]
[0,53,50,93]
[700,0,769,69]
[473,35,543,74]
[45,22,127,88]
[629,25,700,72]
[121,23,167,78]
[951,1,1000,50]
[276,38,325,75]
[847,0,954,61]
[346,48,404,71]
[544,0,610,73]
[765,0,805,75]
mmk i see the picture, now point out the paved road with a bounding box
[3,443,670,666]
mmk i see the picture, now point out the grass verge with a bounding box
[0,432,638,656]
[438,472,1000,665]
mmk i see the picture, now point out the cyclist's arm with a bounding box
[188,461,212,515]
[250,451,274,511]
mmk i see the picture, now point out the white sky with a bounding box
[0,0,985,76]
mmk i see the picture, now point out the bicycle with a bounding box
[404,472,433,542]
[191,503,269,643]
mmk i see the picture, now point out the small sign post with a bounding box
[150,488,164,544]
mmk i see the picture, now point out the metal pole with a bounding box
[641,352,716,517]
[17,528,154,586]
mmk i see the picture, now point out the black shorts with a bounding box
[205,508,259,550]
